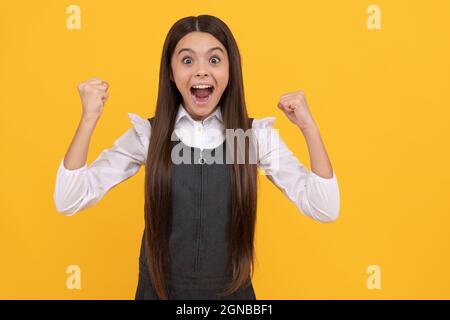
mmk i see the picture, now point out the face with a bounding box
[170,31,229,121]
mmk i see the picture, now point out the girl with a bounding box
[54,15,340,300]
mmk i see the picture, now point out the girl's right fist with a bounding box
[77,77,109,121]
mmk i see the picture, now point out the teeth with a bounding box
[192,84,213,89]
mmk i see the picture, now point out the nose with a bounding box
[195,70,209,78]
[195,60,210,78]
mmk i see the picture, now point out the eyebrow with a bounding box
[177,47,225,56]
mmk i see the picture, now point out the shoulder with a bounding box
[250,116,276,129]
[127,112,152,147]
[250,116,281,158]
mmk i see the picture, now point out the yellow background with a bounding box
[1,0,449,299]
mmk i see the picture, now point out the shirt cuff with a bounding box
[309,170,337,183]
[59,158,87,173]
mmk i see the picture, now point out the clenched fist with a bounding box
[77,77,109,122]
[277,90,316,130]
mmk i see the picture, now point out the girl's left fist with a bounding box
[277,90,316,130]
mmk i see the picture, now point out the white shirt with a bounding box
[54,103,340,222]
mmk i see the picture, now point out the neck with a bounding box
[184,105,218,123]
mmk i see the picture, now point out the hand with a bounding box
[277,90,316,130]
[77,77,110,122]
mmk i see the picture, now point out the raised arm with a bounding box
[277,90,334,179]
[63,77,110,170]
[254,90,340,223]
[53,78,150,215]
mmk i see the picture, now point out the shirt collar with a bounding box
[175,102,223,125]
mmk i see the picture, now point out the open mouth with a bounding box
[190,84,215,105]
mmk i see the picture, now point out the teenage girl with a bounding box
[54,15,340,300]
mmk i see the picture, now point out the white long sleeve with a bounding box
[53,113,150,215]
[253,117,340,223]
[54,105,340,222]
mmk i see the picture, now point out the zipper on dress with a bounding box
[195,150,204,272]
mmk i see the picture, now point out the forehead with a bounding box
[174,32,227,55]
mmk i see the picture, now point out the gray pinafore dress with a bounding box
[135,117,256,300]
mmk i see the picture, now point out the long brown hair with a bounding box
[144,15,257,300]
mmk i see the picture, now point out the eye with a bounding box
[210,56,221,64]
[182,57,193,64]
